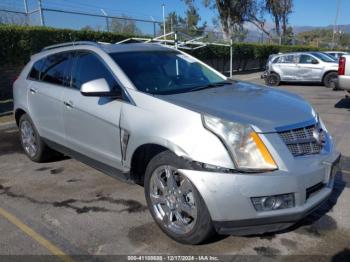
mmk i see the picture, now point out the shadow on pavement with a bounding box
[332,248,350,262]
[0,128,69,162]
[0,100,13,116]
[0,128,22,156]
[335,97,350,110]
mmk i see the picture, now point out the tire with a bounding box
[323,72,338,88]
[19,114,54,162]
[265,73,280,86]
[144,150,215,244]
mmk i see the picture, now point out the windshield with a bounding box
[310,52,336,63]
[110,51,225,95]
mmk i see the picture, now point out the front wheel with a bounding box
[144,151,215,244]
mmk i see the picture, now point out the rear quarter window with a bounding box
[28,59,45,81]
[40,52,72,86]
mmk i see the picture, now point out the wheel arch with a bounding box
[129,142,189,185]
[322,70,338,82]
[15,108,27,126]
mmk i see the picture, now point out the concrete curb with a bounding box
[0,121,16,131]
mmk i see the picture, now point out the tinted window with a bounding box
[72,52,119,90]
[41,52,72,86]
[310,52,335,63]
[272,57,279,64]
[28,59,45,80]
[299,55,316,64]
[110,51,224,95]
[277,55,296,63]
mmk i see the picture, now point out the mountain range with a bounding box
[293,24,350,34]
[244,23,350,42]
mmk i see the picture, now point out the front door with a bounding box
[62,51,123,170]
[296,54,323,81]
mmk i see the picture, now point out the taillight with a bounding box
[339,57,346,75]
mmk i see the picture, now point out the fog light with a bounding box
[251,193,294,212]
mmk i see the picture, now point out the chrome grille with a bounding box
[278,124,323,157]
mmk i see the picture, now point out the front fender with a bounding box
[120,90,234,170]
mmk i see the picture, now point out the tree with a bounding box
[186,0,272,40]
[185,0,294,42]
[110,16,141,35]
[81,25,94,31]
[265,0,293,37]
[296,28,350,48]
[0,11,26,25]
[161,5,207,36]
[184,5,207,35]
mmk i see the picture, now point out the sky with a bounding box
[1,0,349,30]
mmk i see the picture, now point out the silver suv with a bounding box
[263,52,339,88]
[13,42,340,244]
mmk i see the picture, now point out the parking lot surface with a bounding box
[0,73,350,260]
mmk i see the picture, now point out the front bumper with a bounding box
[179,151,341,235]
[261,71,268,79]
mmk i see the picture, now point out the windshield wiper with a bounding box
[189,81,232,92]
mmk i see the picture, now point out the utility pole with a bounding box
[332,0,341,49]
[162,4,166,44]
[101,9,109,32]
[23,0,29,25]
[38,0,45,26]
[230,38,233,78]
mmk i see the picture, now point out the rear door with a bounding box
[27,52,73,145]
[274,55,299,81]
[62,51,123,169]
[296,54,323,81]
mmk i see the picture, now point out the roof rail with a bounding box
[41,41,102,51]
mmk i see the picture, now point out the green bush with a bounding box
[0,25,323,68]
[0,25,132,65]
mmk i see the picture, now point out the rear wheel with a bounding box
[265,73,280,86]
[323,72,338,88]
[19,114,55,162]
[144,151,215,244]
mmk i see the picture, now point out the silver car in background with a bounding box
[13,42,340,244]
[325,51,349,60]
[264,52,339,88]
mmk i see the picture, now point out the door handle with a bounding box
[29,88,37,94]
[64,101,74,108]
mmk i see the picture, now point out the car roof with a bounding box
[101,43,175,53]
[32,42,177,62]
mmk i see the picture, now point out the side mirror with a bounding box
[80,78,122,98]
[312,59,319,64]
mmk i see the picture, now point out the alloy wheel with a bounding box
[149,165,197,235]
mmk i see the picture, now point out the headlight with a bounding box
[318,115,328,133]
[202,115,277,172]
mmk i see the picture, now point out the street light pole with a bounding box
[332,0,341,49]
[162,4,166,44]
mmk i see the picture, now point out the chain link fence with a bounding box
[0,6,163,37]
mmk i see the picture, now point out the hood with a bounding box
[157,81,316,133]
